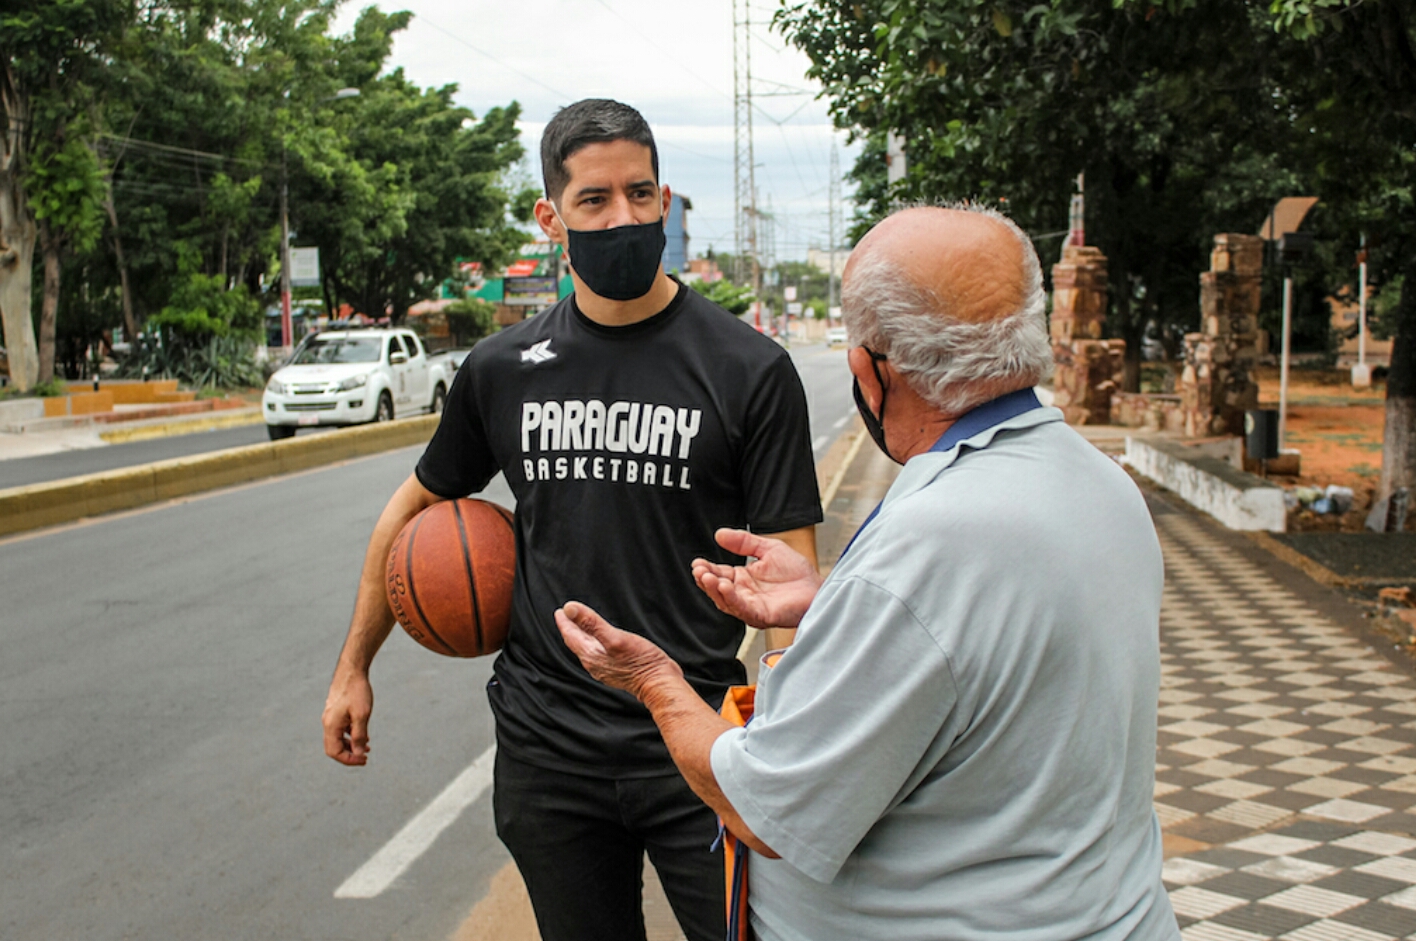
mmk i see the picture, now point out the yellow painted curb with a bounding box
[0,415,440,538]
[99,408,265,444]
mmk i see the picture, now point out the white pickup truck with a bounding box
[262,327,457,440]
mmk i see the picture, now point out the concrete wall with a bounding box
[1125,436,1287,532]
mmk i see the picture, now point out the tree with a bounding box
[776,0,1295,389]
[444,297,498,346]
[305,68,529,323]
[48,1,532,376]
[0,0,125,389]
[691,278,755,316]
[1261,0,1416,510]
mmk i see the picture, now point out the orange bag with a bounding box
[719,684,755,941]
[718,651,781,941]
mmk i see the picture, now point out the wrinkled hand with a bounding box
[691,528,823,630]
[556,601,683,700]
[323,669,374,766]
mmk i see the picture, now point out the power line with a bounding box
[590,0,732,103]
[415,13,573,101]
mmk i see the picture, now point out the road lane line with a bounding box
[832,415,849,429]
[335,744,496,899]
[812,435,828,452]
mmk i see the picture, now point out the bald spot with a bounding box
[850,207,1027,325]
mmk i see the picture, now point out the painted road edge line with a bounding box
[334,744,497,899]
[736,423,867,663]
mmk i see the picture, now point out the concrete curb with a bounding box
[1124,436,1287,532]
[98,408,265,444]
[0,415,438,538]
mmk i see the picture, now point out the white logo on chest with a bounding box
[520,340,556,364]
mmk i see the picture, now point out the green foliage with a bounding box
[27,133,106,255]
[444,298,499,346]
[30,377,69,398]
[0,377,66,400]
[151,259,262,341]
[691,279,756,316]
[1267,0,1353,39]
[53,0,531,341]
[777,0,1416,377]
[1372,277,1405,342]
[115,333,264,390]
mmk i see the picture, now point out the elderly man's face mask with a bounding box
[853,346,899,464]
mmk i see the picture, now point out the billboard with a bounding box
[504,275,559,307]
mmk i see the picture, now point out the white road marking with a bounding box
[334,745,497,899]
[832,415,849,429]
[812,435,828,452]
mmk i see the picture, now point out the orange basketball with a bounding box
[386,498,516,657]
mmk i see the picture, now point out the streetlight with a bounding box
[280,87,360,350]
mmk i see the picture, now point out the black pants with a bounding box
[493,747,726,941]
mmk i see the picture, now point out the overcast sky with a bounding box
[332,0,860,262]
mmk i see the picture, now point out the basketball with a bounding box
[386,498,516,658]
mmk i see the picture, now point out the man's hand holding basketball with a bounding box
[323,668,374,766]
[692,528,823,630]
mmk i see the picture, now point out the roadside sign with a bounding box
[291,247,321,287]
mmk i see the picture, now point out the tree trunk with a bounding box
[37,218,61,383]
[103,191,136,342]
[1378,255,1416,506]
[1111,261,1142,393]
[0,68,39,391]
[0,178,38,391]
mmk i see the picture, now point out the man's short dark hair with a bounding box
[541,99,660,202]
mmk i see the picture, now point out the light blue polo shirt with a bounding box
[710,403,1178,941]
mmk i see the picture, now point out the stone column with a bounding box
[1180,234,1263,436]
[1050,246,1122,424]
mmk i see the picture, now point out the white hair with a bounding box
[841,203,1054,416]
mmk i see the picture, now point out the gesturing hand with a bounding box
[691,528,823,630]
[556,601,683,700]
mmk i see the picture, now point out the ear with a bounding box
[534,197,565,244]
[848,346,885,413]
[659,184,672,223]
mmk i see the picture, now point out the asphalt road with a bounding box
[0,343,854,490]
[0,345,854,941]
[0,424,274,491]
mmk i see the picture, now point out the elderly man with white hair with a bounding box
[557,205,1179,941]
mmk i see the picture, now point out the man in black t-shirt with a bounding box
[322,99,822,941]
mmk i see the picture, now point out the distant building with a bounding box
[663,194,693,275]
[807,246,850,279]
[683,256,723,284]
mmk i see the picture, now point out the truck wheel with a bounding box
[267,424,296,441]
[376,391,395,423]
[430,383,446,415]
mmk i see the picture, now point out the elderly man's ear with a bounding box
[848,347,886,414]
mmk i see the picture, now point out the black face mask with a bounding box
[565,219,666,301]
[853,346,899,464]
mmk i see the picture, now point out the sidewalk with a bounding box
[0,405,263,462]
[1151,494,1416,940]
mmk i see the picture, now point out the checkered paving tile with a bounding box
[1154,514,1416,939]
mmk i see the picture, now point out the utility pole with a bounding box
[280,144,293,350]
[1354,234,1371,389]
[732,0,761,319]
[828,141,841,322]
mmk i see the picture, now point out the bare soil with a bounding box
[1250,365,1404,533]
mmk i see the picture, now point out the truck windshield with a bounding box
[292,337,381,365]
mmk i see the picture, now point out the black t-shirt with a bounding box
[416,282,823,777]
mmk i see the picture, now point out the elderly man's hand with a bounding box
[692,528,824,630]
[556,601,684,699]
